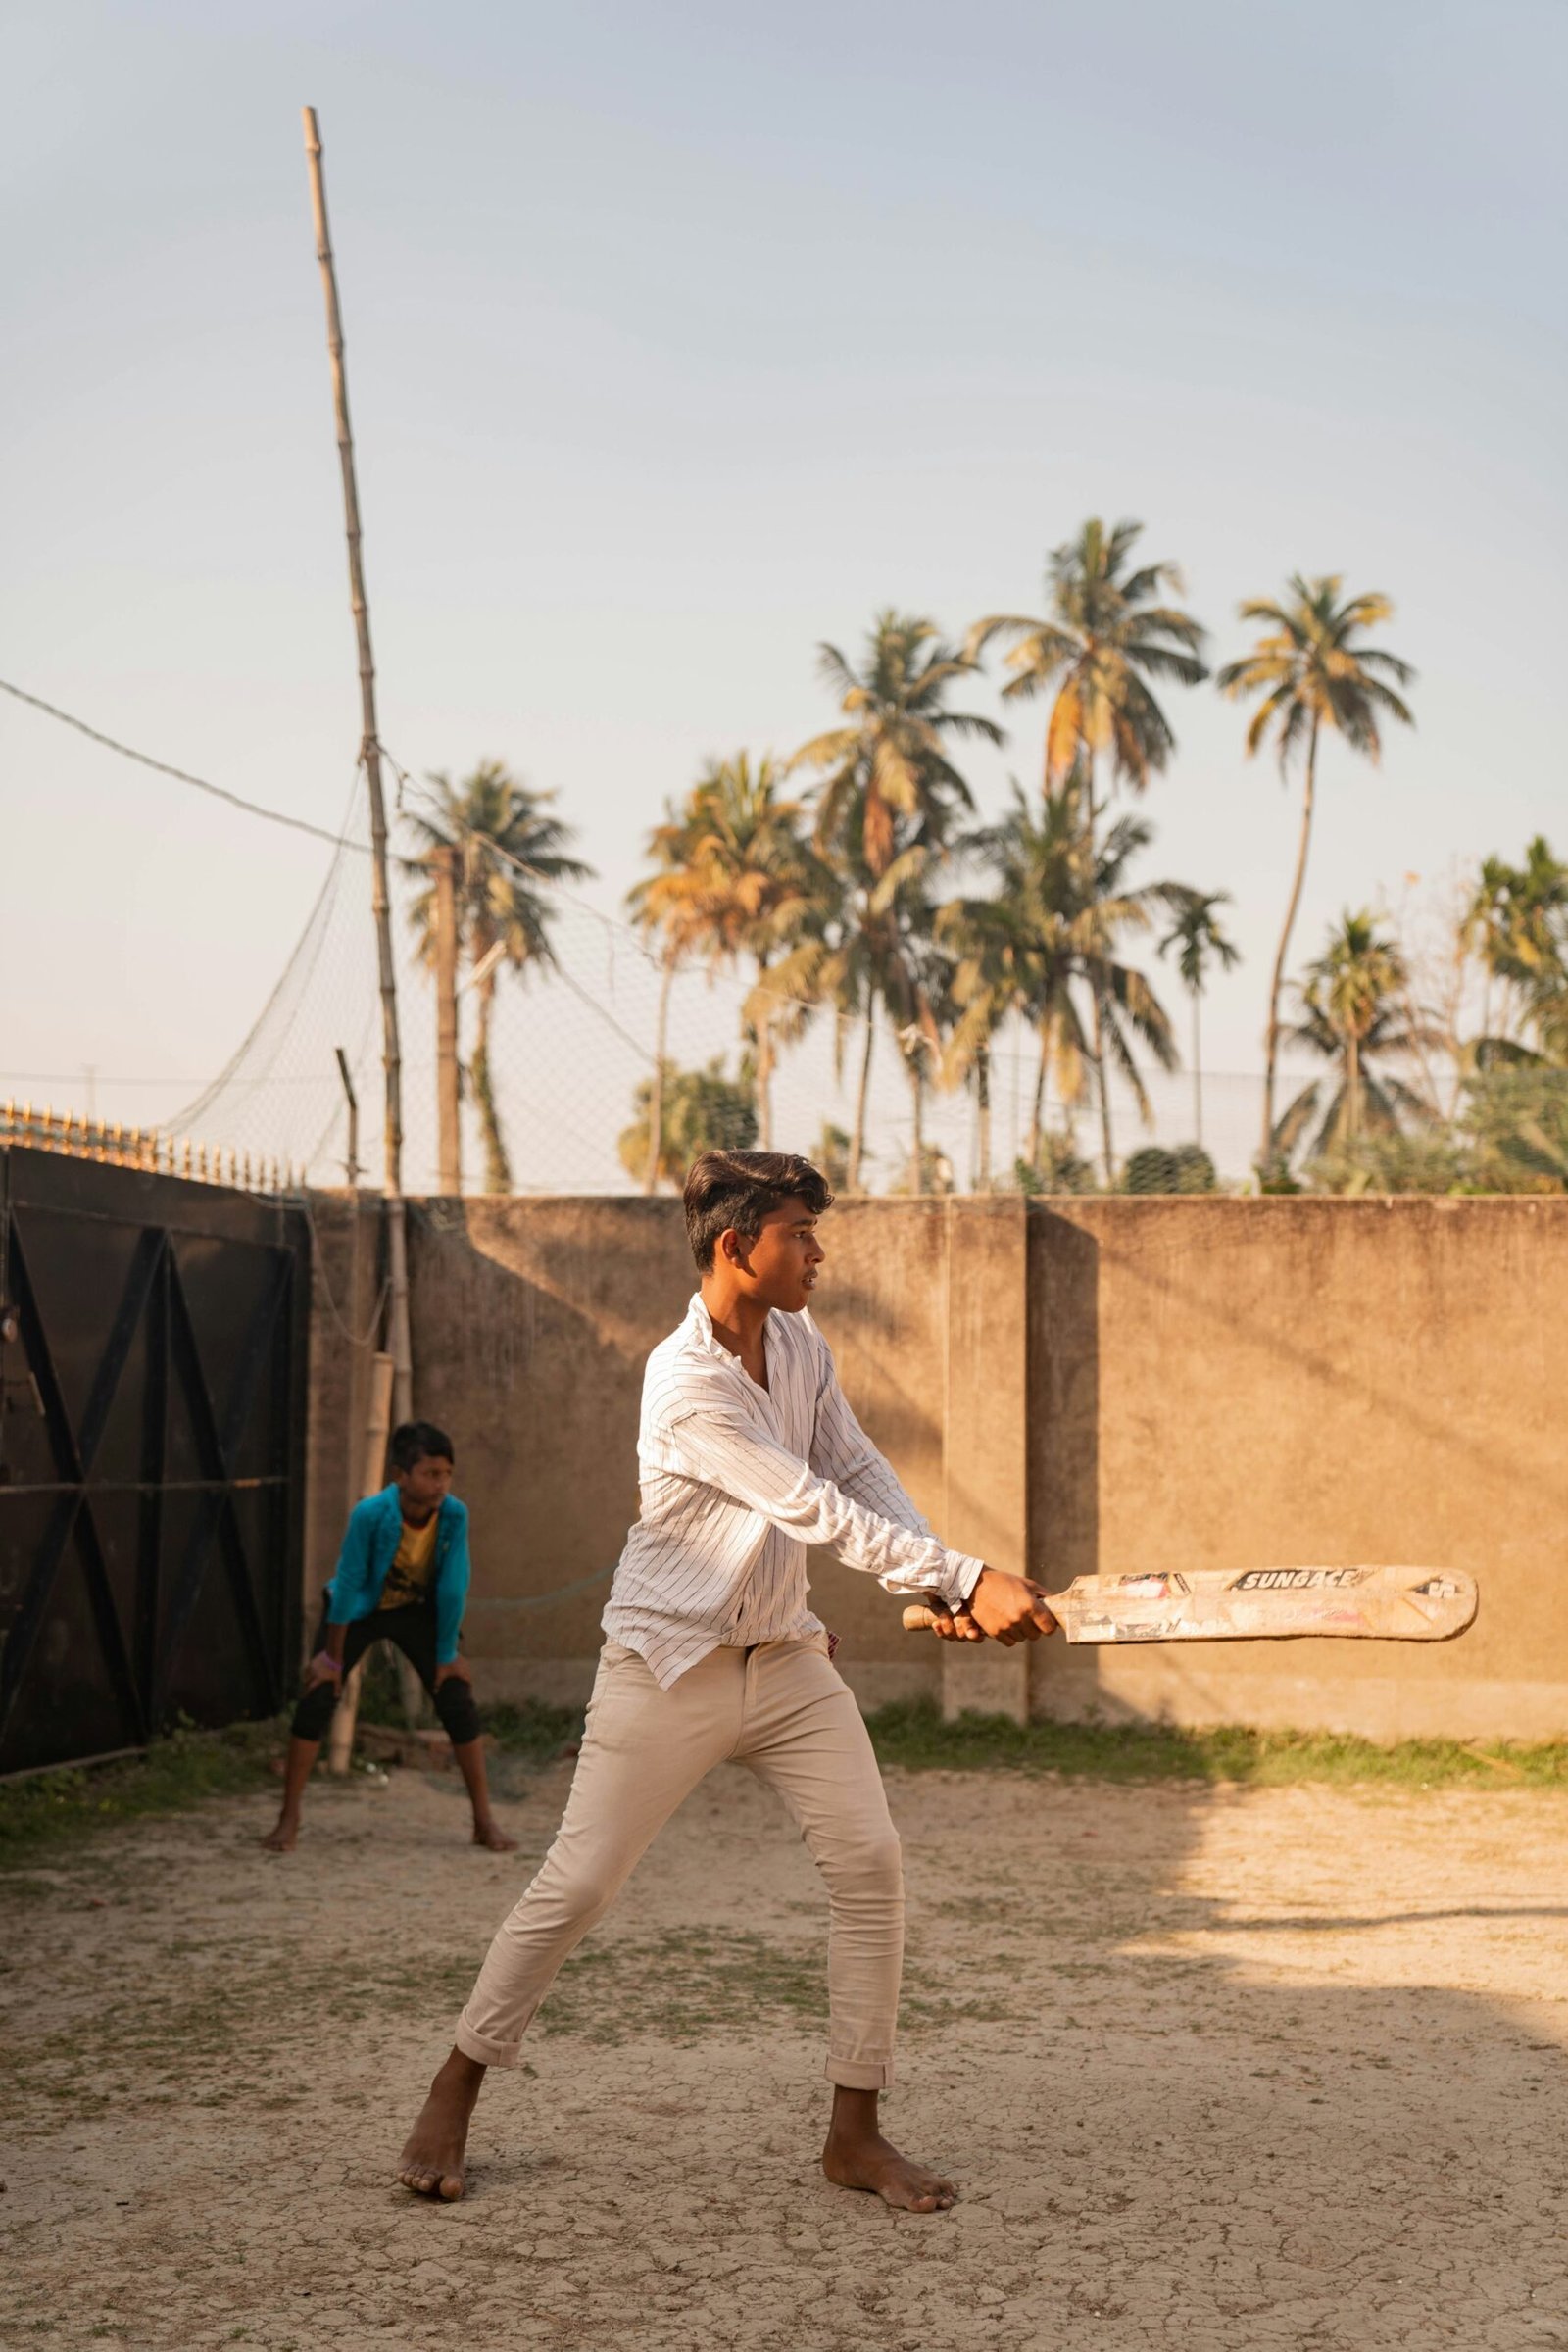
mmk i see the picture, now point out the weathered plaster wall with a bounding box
[1026,1198,1568,1740]
[304,1192,1567,1741]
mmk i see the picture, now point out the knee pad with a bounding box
[434,1677,482,1747]
[291,1686,337,1743]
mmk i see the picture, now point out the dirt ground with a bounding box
[2,1747,1565,2352]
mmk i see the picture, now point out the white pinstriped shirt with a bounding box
[602,1294,985,1688]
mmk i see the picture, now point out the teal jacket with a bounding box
[324,1487,471,1666]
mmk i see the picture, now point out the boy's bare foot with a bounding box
[822,2087,956,2213]
[397,2049,486,2201]
[471,1819,517,1853]
[261,1817,299,1853]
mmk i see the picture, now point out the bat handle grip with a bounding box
[902,1603,943,1634]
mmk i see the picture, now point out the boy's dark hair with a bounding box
[682,1150,834,1272]
[389,1420,455,1473]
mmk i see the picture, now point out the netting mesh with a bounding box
[168,828,1282,1195]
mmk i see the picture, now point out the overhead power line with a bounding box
[0,675,371,853]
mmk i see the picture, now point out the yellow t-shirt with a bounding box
[378,1512,439,1611]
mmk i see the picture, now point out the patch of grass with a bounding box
[0,1719,283,1867]
[864,1697,1568,1789]
[478,1697,584,1762]
[538,1927,826,2043]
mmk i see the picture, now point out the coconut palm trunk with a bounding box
[908,1059,925,1195]
[975,1046,992,1193]
[754,955,774,1150]
[848,1001,876,1193]
[1261,713,1320,1163]
[1029,1026,1049,1167]
[1078,752,1116,1184]
[1092,991,1115,1183]
[471,972,513,1193]
[645,952,675,1195]
[1191,984,1202,1148]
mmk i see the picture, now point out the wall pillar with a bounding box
[939,1196,1031,1723]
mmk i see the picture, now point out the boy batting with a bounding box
[396,1149,1054,2211]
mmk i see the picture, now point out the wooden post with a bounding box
[301,105,413,1430]
[433,846,462,1195]
[328,1349,396,1775]
[333,1046,361,1188]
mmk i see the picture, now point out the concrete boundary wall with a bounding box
[1025,1197,1568,1740]
[302,1193,1568,1743]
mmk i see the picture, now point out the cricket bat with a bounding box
[901,1563,1477,1644]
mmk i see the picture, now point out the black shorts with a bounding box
[290,1597,482,1746]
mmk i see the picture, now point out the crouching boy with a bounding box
[263,1420,515,1854]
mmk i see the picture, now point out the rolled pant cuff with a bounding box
[455,2017,527,2069]
[824,2056,895,2090]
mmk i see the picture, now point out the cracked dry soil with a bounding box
[2,1753,1565,2351]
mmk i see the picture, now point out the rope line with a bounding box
[0,676,372,852]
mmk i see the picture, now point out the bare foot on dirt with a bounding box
[397,2050,486,2202]
[821,2089,956,2212]
[823,2131,956,2212]
[471,1818,517,1852]
[260,1817,299,1853]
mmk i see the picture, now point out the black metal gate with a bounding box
[0,1147,308,1775]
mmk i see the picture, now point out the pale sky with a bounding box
[3,0,1564,1143]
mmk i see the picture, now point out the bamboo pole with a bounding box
[432,846,462,1194]
[302,105,413,1430]
[328,1350,397,1775]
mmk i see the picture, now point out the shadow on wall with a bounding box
[1027,1209,1101,1722]
[404,1198,694,1683]
[1023,1198,1568,1740]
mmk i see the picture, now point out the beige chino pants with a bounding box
[456,1633,904,2088]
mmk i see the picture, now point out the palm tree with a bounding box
[1079,801,1184,1178]
[1463,837,1568,1062]
[955,777,1180,1182]
[617,1057,758,1192]
[966,519,1206,1164]
[937,791,1092,1182]
[1277,910,1435,1163]
[966,517,1208,814]
[626,795,722,1196]
[935,889,1029,1193]
[1157,889,1241,1147]
[797,612,1001,880]
[628,756,824,1167]
[684,754,825,1149]
[765,887,883,1192]
[1217,576,1416,1166]
[407,763,593,1192]
[790,613,1001,1190]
